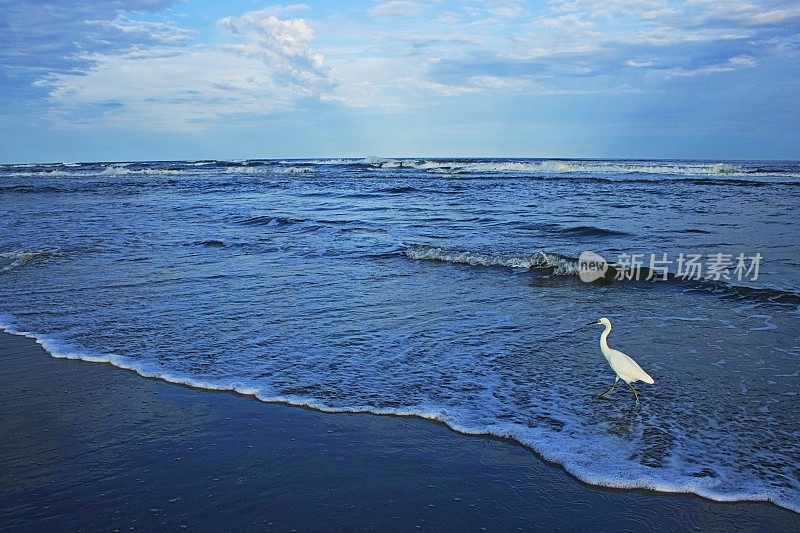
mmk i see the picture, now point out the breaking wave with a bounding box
[0,250,60,274]
[3,154,800,516]
[359,158,800,179]
[2,158,799,181]
[1,318,797,514]
[401,245,800,305]
[403,245,580,275]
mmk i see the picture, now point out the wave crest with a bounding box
[403,245,579,275]
[402,245,800,305]
[360,158,800,179]
[0,319,796,514]
[0,249,60,273]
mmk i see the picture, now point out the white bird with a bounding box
[588,317,654,403]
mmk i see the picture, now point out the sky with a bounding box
[1,0,798,162]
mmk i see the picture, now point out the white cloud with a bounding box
[26,0,795,130]
[622,26,750,46]
[338,0,792,107]
[539,14,600,36]
[549,0,677,20]
[0,0,185,77]
[665,54,757,77]
[485,1,526,19]
[324,56,411,108]
[390,74,533,97]
[371,1,425,17]
[219,9,328,90]
[84,15,195,45]
[253,4,311,16]
[626,59,655,67]
[688,0,800,26]
[467,74,535,90]
[36,9,331,129]
[379,31,481,45]
[398,77,482,96]
[322,47,533,109]
[37,48,295,128]
[327,0,773,107]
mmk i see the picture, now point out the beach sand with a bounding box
[1,331,797,531]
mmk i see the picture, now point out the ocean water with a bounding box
[1,158,799,512]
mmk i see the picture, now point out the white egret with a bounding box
[588,317,654,403]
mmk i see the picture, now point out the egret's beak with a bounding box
[586,320,597,326]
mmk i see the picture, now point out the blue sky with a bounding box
[1,0,798,162]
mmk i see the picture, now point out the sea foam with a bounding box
[0,318,796,514]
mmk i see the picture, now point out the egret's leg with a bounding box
[627,381,639,404]
[596,377,619,399]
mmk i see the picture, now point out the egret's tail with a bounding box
[642,372,655,385]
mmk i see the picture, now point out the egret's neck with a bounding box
[600,323,612,358]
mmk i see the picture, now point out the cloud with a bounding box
[626,59,655,67]
[398,73,534,96]
[665,54,757,77]
[36,48,297,128]
[316,0,791,108]
[538,14,602,41]
[409,0,787,90]
[549,0,677,20]
[371,1,431,17]
[84,15,194,45]
[10,0,798,131]
[378,32,480,46]
[36,9,332,129]
[0,0,181,78]
[398,77,482,96]
[219,9,329,90]
[688,0,800,26]
[251,4,311,16]
[485,1,527,19]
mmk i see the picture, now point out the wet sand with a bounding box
[1,331,797,531]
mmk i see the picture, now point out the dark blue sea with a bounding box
[1,158,799,511]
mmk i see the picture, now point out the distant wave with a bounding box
[559,225,629,238]
[358,158,800,179]
[99,164,184,176]
[0,249,59,274]
[672,228,713,235]
[0,185,65,193]
[402,245,800,305]
[1,170,76,178]
[377,185,418,194]
[224,165,313,175]
[237,215,302,226]
[403,245,580,275]
[234,215,373,233]
[3,159,799,182]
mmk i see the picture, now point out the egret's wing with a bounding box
[608,349,654,384]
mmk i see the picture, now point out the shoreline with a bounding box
[2,330,798,531]
[4,323,797,514]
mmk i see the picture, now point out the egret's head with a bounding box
[587,317,611,327]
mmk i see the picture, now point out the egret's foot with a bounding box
[627,382,640,404]
[596,379,618,400]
